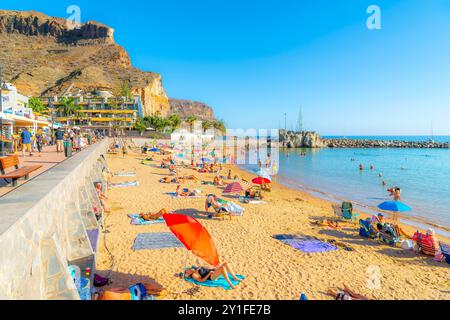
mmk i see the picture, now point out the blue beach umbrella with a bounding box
[377,201,412,212]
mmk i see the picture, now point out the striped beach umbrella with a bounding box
[223,181,252,194]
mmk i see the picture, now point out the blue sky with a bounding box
[2,0,450,135]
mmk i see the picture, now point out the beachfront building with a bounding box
[0,83,51,154]
[39,92,143,135]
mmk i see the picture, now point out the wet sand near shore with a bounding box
[96,151,450,300]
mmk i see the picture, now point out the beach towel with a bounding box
[239,197,266,205]
[114,171,136,177]
[224,201,245,216]
[111,181,139,188]
[132,232,184,250]
[274,235,338,253]
[184,273,245,290]
[127,214,165,225]
[168,192,202,199]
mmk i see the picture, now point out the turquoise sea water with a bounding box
[242,137,450,233]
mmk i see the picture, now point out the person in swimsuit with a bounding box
[175,185,198,197]
[183,261,241,289]
[140,208,168,221]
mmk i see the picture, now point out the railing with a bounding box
[0,140,109,299]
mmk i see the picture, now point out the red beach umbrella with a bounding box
[163,214,220,267]
[252,177,271,185]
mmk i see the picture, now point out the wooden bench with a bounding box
[0,155,42,187]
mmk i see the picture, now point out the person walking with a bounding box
[55,128,64,153]
[20,127,33,157]
[35,129,44,157]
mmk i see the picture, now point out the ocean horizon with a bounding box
[242,144,450,235]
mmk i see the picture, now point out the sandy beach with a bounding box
[96,150,450,300]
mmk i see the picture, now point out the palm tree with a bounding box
[168,114,181,132]
[58,97,80,125]
[133,118,147,136]
[212,119,226,134]
[202,120,212,133]
[186,115,197,132]
[28,97,47,114]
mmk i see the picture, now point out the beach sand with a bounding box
[96,151,450,300]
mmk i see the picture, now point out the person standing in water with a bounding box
[359,163,364,171]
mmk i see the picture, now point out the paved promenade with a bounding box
[0,145,74,197]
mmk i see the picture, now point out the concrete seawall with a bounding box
[0,140,108,299]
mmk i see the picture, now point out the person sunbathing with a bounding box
[205,194,228,214]
[95,182,110,213]
[160,177,178,183]
[179,175,197,180]
[326,284,369,300]
[245,189,263,200]
[140,208,168,221]
[175,185,199,197]
[183,262,241,289]
[213,176,224,186]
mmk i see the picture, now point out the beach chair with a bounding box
[412,231,444,259]
[440,244,450,265]
[378,223,401,245]
[341,202,360,222]
[359,218,378,239]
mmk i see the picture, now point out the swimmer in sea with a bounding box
[370,165,374,170]
[359,163,364,171]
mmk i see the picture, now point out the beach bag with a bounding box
[68,265,91,300]
[400,239,414,250]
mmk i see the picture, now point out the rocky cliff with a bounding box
[169,99,215,121]
[0,10,170,116]
[279,130,326,148]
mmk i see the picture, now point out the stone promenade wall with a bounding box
[0,139,108,299]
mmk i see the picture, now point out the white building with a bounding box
[0,83,50,135]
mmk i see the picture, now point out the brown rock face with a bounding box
[0,10,114,44]
[0,10,169,117]
[169,99,215,121]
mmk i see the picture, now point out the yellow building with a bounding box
[40,95,143,133]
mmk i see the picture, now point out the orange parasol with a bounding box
[163,214,220,266]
